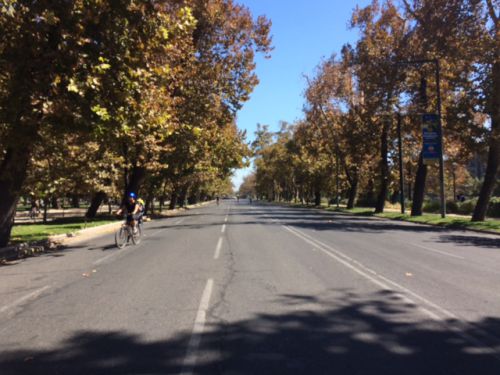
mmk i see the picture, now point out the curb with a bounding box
[260,201,500,236]
[1,200,215,262]
[48,222,122,242]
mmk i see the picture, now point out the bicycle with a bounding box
[29,207,40,221]
[115,218,142,249]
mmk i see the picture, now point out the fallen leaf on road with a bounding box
[405,272,413,277]
[82,273,90,277]
[92,269,97,273]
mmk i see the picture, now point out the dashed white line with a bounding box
[411,243,465,260]
[221,224,226,233]
[180,279,214,375]
[0,285,51,314]
[214,237,223,259]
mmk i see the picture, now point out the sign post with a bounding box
[422,112,446,218]
[395,59,446,218]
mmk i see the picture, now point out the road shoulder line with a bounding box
[0,285,51,314]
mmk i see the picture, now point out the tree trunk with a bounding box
[314,188,321,206]
[347,176,358,209]
[51,196,60,209]
[71,195,80,208]
[178,185,189,208]
[0,145,31,246]
[407,163,413,201]
[169,191,178,210]
[365,179,375,207]
[375,121,390,213]
[472,120,499,221]
[472,58,500,221]
[390,190,399,204]
[411,153,428,216]
[86,191,107,218]
[125,166,146,202]
[159,196,164,213]
[145,198,151,215]
[43,198,49,224]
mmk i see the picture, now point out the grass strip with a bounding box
[266,201,500,233]
[10,216,117,244]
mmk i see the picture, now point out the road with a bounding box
[1,200,500,374]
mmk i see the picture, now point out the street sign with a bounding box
[422,114,442,165]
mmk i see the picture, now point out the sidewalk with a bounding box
[14,206,118,223]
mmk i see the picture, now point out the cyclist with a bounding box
[136,197,145,224]
[117,192,141,233]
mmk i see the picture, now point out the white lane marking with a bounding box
[214,237,223,260]
[282,226,397,294]
[224,216,228,222]
[0,286,50,314]
[282,225,500,359]
[94,250,124,266]
[94,231,152,266]
[411,243,465,260]
[180,279,214,375]
[221,224,226,233]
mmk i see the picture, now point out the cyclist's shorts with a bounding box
[126,214,141,223]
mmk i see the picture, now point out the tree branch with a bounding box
[485,0,499,24]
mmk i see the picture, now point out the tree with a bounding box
[0,0,271,245]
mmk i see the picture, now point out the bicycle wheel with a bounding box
[131,224,142,245]
[115,226,128,249]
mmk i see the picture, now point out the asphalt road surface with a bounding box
[1,200,500,374]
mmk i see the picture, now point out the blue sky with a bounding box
[232,0,372,190]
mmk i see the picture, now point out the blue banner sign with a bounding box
[422,114,442,164]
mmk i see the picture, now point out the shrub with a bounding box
[456,199,476,215]
[446,201,458,214]
[423,200,440,213]
[487,197,500,218]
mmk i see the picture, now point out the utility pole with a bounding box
[434,59,446,218]
[336,150,340,208]
[395,59,446,218]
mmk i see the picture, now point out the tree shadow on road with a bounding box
[437,235,500,249]
[1,291,499,375]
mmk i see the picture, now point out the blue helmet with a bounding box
[128,192,137,199]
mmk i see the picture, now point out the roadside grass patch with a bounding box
[264,201,500,234]
[10,216,116,244]
[375,212,500,233]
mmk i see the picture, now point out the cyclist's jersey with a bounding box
[124,201,138,215]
